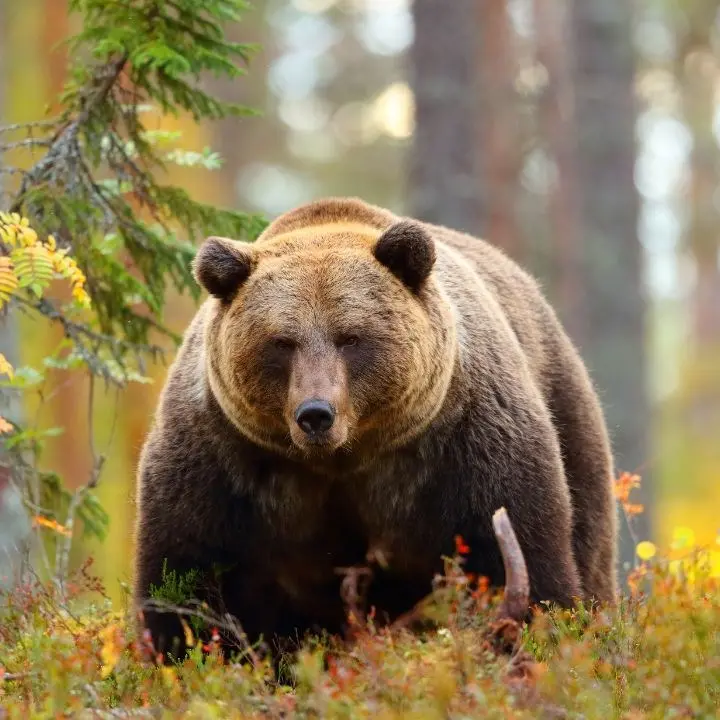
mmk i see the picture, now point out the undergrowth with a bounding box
[0,539,717,719]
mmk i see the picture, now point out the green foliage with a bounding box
[0,547,717,717]
[149,560,201,606]
[0,0,265,588]
[2,0,267,378]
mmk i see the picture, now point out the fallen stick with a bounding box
[491,506,530,623]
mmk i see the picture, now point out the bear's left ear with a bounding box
[373,220,436,293]
[192,236,256,301]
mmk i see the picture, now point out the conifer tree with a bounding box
[0,0,264,580]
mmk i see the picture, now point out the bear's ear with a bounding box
[373,220,436,292]
[192,236,255,300]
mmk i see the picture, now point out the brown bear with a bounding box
[133,196,617,661]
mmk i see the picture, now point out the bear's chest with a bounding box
[245,458,445,585]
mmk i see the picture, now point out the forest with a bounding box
[0,0,718,717]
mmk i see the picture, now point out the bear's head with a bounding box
[192,200,457,465]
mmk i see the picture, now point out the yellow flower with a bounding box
[636,541,656,561]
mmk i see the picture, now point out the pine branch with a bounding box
[2,0,265,379]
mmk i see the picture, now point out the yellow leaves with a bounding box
[0,212,91,309]
[0,356,15,433]
[0,211,33,247]
[662,525,720,584]
[98,623,125,679]
[0,353,13,378]
[11,244,54,294]
[32,515,72,537]
[0,257,19,305]
[180,618,196,648]
[636,541,657,561]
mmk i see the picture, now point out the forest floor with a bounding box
[0,533,718,719]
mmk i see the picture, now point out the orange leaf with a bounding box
[0,416,13,434]
[32,515,72,537]
[624,503,644,517]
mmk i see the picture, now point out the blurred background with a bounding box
[1,0,718,604]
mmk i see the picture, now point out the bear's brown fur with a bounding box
[133,197,617,661]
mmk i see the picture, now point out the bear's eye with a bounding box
[272,337,296,351]
[336,334,359,349]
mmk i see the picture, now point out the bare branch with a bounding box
[0,139,52,151]
[0,120,57,135]
[492,506,530,622]
[12,54,129,211]
[12,295,165,383]
[0,670,37,682]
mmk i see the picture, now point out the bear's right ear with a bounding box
[192,236,255,301]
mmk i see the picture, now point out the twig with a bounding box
[491,507,530,622]
[0,139,52,151]
[12,295,165,383]
[13,53,129,210]
[335,565,374,636]
[0,670,37,682]
[139,597,262,666]
[0,120,57,134]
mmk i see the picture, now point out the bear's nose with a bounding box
[295,399,335,435]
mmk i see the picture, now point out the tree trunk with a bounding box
[408,0,483,235]
[478,1,521,257]
[570,0,648,575]
[533,0,584,342]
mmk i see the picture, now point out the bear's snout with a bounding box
[295,399,335,436]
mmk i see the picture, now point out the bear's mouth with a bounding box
[288,422,349,457]
[290,429,347,457]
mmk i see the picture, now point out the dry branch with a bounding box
[491,506,530,623]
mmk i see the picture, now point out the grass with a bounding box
[0,544,718,719]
